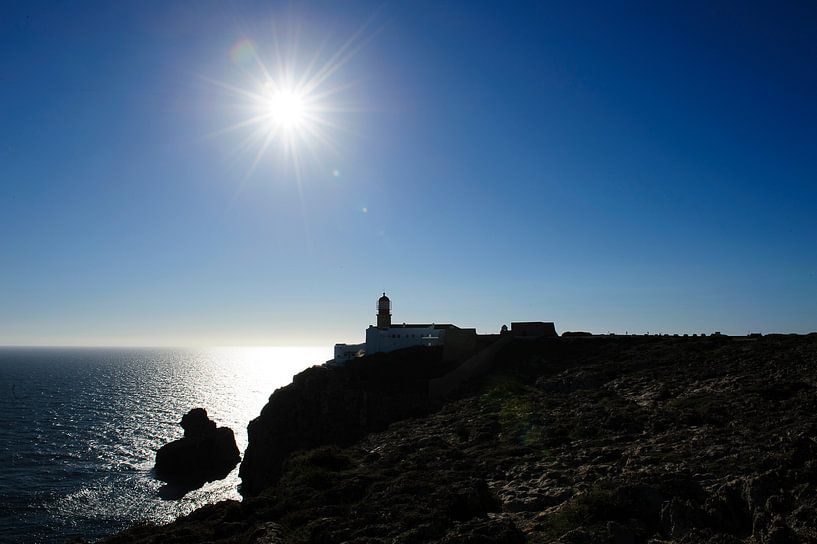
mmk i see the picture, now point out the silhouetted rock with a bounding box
[154,408,240,490]
[180,407,217,437]
[239,346,457,496]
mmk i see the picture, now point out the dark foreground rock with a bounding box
[154,408,240,489]
[97,334,817,543]
[240,345,463,496]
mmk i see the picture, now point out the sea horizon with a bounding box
[0,346,331,543]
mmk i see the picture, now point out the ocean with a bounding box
[0,346,331,544]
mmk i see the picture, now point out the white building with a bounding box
[333,293,476,363]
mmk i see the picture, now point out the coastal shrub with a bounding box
[667,394,730,427]
[598,394,650,434]
[498,397,543,446]
[569,424,601,440]
[479,374,554,449]
[281,446,354,489]
[298,445,354,471]
[540,483,668,543]
[480,374,527,405]
[543,483,658,540]
[498,397,532,429]
[544,486,621,537]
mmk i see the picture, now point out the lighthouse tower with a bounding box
[377,292,392,328]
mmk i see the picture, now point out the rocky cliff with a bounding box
[239,345,461,496]
[95,334,817,543]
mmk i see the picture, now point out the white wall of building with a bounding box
[365,325,446,354]
[333,342,365,362]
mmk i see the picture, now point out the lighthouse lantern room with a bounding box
[377,293,392,328]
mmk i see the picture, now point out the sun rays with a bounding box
[204,21,376,183]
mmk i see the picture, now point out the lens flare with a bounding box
[229,38,256,65]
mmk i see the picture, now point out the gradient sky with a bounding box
[1,1,816,346]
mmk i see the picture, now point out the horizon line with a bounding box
[0,344,333,350]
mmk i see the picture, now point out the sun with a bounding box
[207,30,368,179]
[262,87,308,132]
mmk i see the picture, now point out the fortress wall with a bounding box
[511,322,558,337]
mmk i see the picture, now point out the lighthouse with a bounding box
[332,292,478,363]
[377,292,392,328]
[332,293,555,364]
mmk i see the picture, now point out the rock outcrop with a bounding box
[154,408,240,488]
[239,346,460,496]
[98,334,817,543]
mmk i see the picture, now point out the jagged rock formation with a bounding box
[100,334,817,543]
[154,408,240,487]
[239,346,460,496]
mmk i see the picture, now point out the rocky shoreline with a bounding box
[87,334,817,543]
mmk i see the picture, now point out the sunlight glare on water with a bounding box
[0,346,331,543]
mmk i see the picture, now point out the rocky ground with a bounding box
[92,334,817,543]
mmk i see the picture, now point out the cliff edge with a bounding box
[95,334,817,543]
[239,345,463,496]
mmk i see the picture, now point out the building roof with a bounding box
[511,321,556,326]
[371,323,460,330]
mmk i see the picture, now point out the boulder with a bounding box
[155,408,240,488]
[181,407,217,437]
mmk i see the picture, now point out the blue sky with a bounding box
[1,1,815,346]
